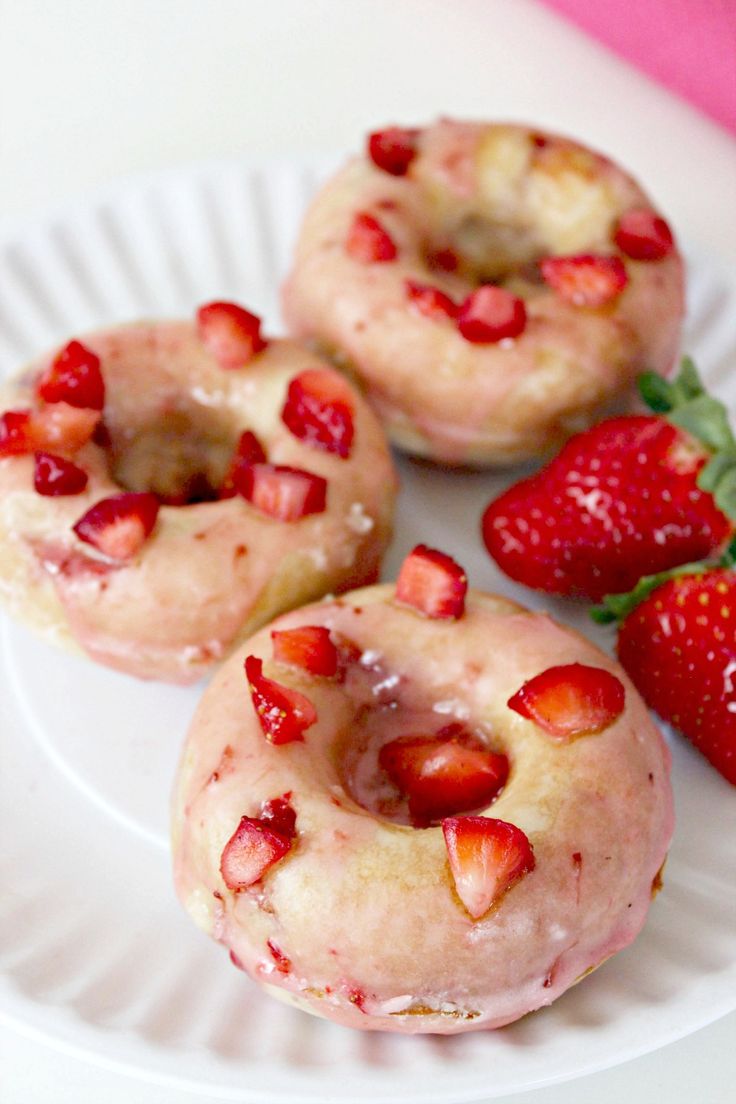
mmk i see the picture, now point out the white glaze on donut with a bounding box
[283,120,684,465]
[0,324,397,682]
[172,585,673,1033]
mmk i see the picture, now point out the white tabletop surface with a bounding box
[1,1,735,1102]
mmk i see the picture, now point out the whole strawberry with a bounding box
[593,558,736,785]
[482,359,736,600]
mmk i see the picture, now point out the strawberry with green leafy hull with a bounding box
[483,359,736,600]
[593,546,736,785]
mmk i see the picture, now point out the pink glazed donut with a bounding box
[172,546,673,1033]
[0,303,397,683]
[283,119,684,466]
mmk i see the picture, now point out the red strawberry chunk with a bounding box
[367,126,419,176]
[405,279,458,321]
[346,985,368,1012]
[72,492,160,560]
[456,286,527,343]
[442,816,535,919]
[616,569,736,785]
[34,452,88,496]
[271,625,338,677]
[245,655,317,743]
[220,814,293,890]
[395,544,467,619]
[540,254,628,306]
[267,939,292,974]
[346,212,397,263]
[281,368,355,458]
[0,404,99,457]
[233,429,267,466]
[379,730,508,822]
[614,209,675,261]
[428,247,459,273]
[234,462,327,521]
[220,430,267,498]
[37,340,105,410]
[259,793,297,838]
[229,949,246,971]
[507,663,625,740]
[0,409,34,456]
[36,403,100,452]
[196,301,267,369]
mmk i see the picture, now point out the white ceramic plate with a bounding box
[1,161,735,1103]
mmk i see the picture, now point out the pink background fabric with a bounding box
[541,0,736,135]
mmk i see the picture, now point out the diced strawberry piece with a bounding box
[442,816,535,919]
[220,815,293,890]
[405,279,458,321]
[235,462,327,521]
[267,939,292,974]
[332,632,363,670]
[33,452,88,496]
[346,986,368,1012]
[367,126,419,176]
[34,403,100,452]
[540,254,628,307]
[395,544,467,619]
[0,404,99,457]
[229,949,246,971]
[428,247,459,273]
[379,730,508,822]
[72,492,160,560]
[36,340,105,410]
[614,209,675,261]
[281,368,355,458]
[346,212,397,263]
[259,793,297,838]
[219,430,267,498]
[271,625,338,677]
[233,429,267,466]
[245,655,317,743]
[196,301,267,369]
[507,662,625,740]
[456,286,527,343]
[0,409,34,456]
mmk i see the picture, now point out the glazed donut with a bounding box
[283,119,684,466]
[0,302,397,683]
[172,546,673,1034]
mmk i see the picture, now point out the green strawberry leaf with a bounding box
[638,357,705,413]
[697,451,736,493]
[590,569,685,624]
[667,394,736,454]
[713,469,736,519]
[675,356,705,401]
[639,357,736,520]
[638,371,677,413]
[591,539,736,625]
[721,534,736,567]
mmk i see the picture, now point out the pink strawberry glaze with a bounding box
[0,323,396,682]
[172,586,673,1033]
[283,119,684,466]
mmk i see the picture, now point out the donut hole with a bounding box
[338,703,507,828]
[417,130,618,292]
[441,215,543,286]
[105,407,237,505]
